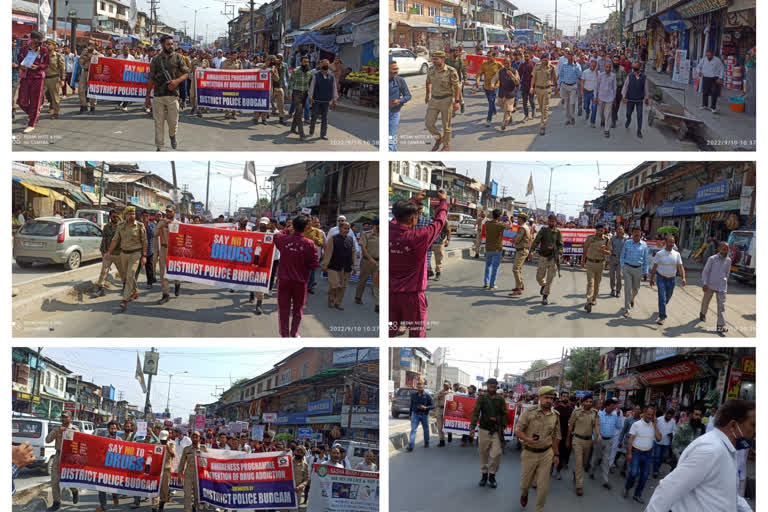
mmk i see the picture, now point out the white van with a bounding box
[75,209,111,229]
[72,420,95,435]
[447,213,473,232]
[12,414,60,474]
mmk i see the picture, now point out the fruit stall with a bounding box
[343,60,379,108]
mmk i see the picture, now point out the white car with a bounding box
[390,48,429,75]
[455,218,477,237]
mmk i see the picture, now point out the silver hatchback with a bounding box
[13,217,103,270]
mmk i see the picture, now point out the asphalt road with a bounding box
[408,254,755,338]
[13,268,379,338]
[12,95,378,152]
[12,259,101,286]
[392,80,699,152]
[13,468,50,493]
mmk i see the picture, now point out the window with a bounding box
[412,2,423,15]
[266,378,272,389]
[46,372,51,387]
[394,0,407,12]
[257,383,263,393]
[280,369,291,385]
[300,362,309,378]
[428,5,438,16]
[100,1,106,10]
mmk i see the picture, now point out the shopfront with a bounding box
[677,0,729,61]
[725,353,755,402]
[722,0,755,92]
[639,358,719,412]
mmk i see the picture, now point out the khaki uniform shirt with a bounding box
[162,441,176,471]
[426,65,460,99]
[79,50,101,71]
[293,456,310,491]
[112,221,147,252]
[221,59,242,70]
[516,404,561,450]
[178,444,207,480]
[436,388,450,409]
[568,407,598,438]
[532,62,557,89]
[360,230,379,260]
[46,52,65,79]
[155,218,174,248]
[584,234,612,262]
[45,424,80,454]
[515,223,532,250]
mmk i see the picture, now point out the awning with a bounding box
[632,19,647,32]
[398,20,442,29]
[69,189,92,205]
[284,32,339,54]
[17,182,76,209]
[332,7,378,28]
[656,10,691,32]
[12,14,37,24]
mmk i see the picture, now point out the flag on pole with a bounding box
[526,172,534,197]
[136,353,147,393]
[243,161,257,183]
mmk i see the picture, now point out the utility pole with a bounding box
[98,161,106,207]
[69,10,76,53]
[143,348,156,416]
[483,161,492,209]
[249,0,255,52]
[554,0,558,40]
[494,347,500,379]
[221,3,236,50]
[34,347,43,416]
[557,347,566,391]
[205,161,211,214]
[52,0,58,35]
[346,348,361,431]
[584,348,590,391]
[546,166,554,213]
[149,0,159,43]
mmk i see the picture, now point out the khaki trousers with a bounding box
[478,428,502,474]
[536,256,557,295]
[520,447,554,512]
[425,96,453,144]
[50,455,62,500]
[585,261,605,302]
[120,251,141,300]
[152,95,180,149]
[273,87,285,117]
[513,248,529,289]
[536,87,551,128]
[328,270,350,306]
[572,436,592,488]
[98,252,124,287]
[44,77,61,114]
[183,474,199,512]
[78,70,96,106]
[355,259,379,306]
[700,288,727,327]
[474,228,483,255]
[158,245,179,295]
[435,408,446,440]
[429,242,444,273]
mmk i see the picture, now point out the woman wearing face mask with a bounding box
[16,32,49,133]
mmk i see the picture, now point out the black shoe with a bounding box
[488,474,497,488]
[479,473,488,487]
[434,272,441,281]
[542,295,549,305]
[611,121,616,128]
[96,286,106,297]
[633,496,645,504]
[170,136,177,149]
[307,288,315,294]
[460,104,465,113]
[48,501,61,511]
[158,294,170,304]
[637,131,643,138]
[699,313,706,322]
[174,283,180,296]
[585,302,592,313]
[427,270,434,278]
[320,135,328,140]
[625,119,631,128]
[72,490,79,504]
[424,443,429,448]
[540,286,545,296]
[89,106,95,113]
[438,440,445,447]
[77,106,87,114]
[255,305,263,315]
[448,433,452,442]
[406,445,413,452]
[290,127,297,134]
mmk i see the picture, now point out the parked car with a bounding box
[13,217,103,270]
[11,413,60,475]
[728,230,755,284]
[455,218,477,237]
[75,209,111,229]
[447,213,473,232]
[390,48,429,75]
[71,420,95,435]
[332,439,379,468]
[391,387,417,418]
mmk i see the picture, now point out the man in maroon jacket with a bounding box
[272,215,319,337]
[389,189,448,337]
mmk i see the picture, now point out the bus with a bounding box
[454,23,512,53]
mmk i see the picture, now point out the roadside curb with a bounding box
[12,481,52,510]
[333,101,378,118]
[389,418,437,456]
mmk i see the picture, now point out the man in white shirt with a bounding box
[624,406,662,503]
[63,47,77,97]
[652,409,677,478]
[580,60,599,126]
[649,235,686,325]
[706,405,718,433]
[646,399,755,512]
[213,49,225,69]
[696,50,725,113]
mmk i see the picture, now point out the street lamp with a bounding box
[535,162,572,213]
[185,5,209,45]
[165,371,188,414]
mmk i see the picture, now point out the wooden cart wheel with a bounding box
[677,120,688,140]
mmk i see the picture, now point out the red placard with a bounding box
[464,55,505,78]
[87,56,150,102]
[443,394,516,439]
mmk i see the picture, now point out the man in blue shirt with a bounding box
[389,60,411,152]
[592,398,622,488]
[620,225,649,318]
[558,52,582,125]
[407,379,434,451]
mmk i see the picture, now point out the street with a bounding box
[11,259,101,286]
[12,268,379,337]
[12,96,378,152]
[414,253,756,337]
[392,79,700,151]
[389,436,754,512]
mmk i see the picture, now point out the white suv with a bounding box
[390,48,429,75]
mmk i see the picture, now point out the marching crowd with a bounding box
[13,410,378,512]
[389,40,729,150]
[404,378,754,511]
[13,33,351,148]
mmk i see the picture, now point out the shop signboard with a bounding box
[726,370,742,400]
[672,49,688,83]
[740,186,754,215]
[673,200,696,216]
[262,412,278,423]
[297,427,313,439]
[639,360,714,386]
[677,0,729,19]
[399,348,412,367]
[696,179,729,202]
[656,202,675,217]
[435,16,456,26]
[307,399,332,415]
[694,199,740,214]
[741,356,755,375]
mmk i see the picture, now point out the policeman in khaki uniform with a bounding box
[515,386,561,511]
[468,378,507,489]
[509,212,532,296]
[46,411,80,511]
[77,45,100,113]
[156,206,182,304]
[531,213,563,305]
[425,50,461,152]
[177,431,207,512]
[445,47,467,115]
[104,206,147,311]
[145,35,190,150]
[221,52,243,120]
[566,395,601,496]
[435,380,452,447]
[355,219,379,310]
[43,40,65,119]
[529,54,558,135]
[280,445,310,511]
[581,224,612,313]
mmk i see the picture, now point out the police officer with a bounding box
[516,386,561,511]
[531,213,563,305]
[104,206,147,311]
[566,395,601,496]
[96,209,124,296]
[425,50,460,152]
[474,211,486,258]
[45,411,80,511]
[156,206,181,304]
[355,218,379,311]
[77,44,100,114]
[529,54,558,135]
[145,35,190,150]
[581,223,612,313]
[435,380,452,447]
[221,51,243,120]
[43,40,65,119]
[509,212,531,296]
[469,378,508,489]
[445,47,467,115]
[177,431,207,512]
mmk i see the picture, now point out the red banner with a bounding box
[640,360,712,386]
[464,55,505,78]
[443,394,516,439]
[86,56,150,102]
[59,432,165,497]
[164,223,275,292]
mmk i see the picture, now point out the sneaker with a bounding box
[485,122,491,127]
[711,107,718,114]
[699,105,709,110]
[483,284,488,289]
[23,126,35,133]
[637,131,643,138]
[489,286,497,291]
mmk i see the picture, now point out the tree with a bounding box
[565,348,607,391]
[527,359,550,373]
